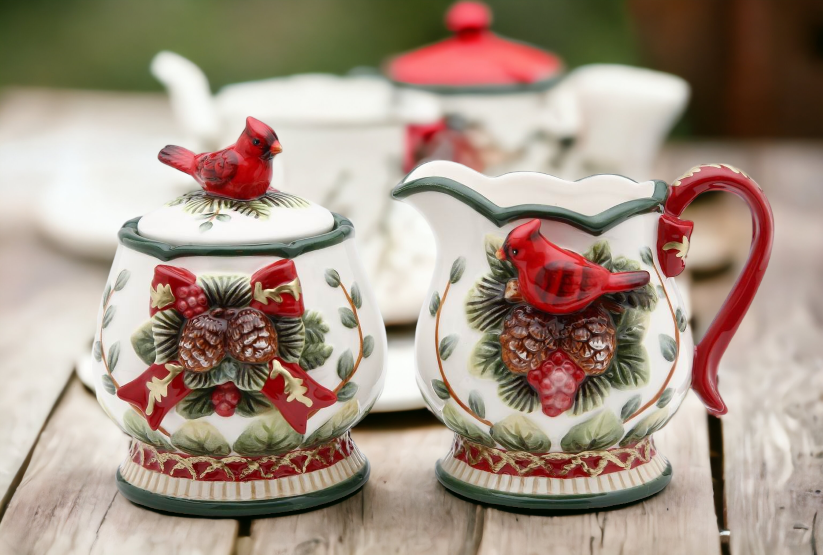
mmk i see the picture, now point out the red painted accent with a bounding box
[116,363,192,430]
[130,434,354,482]
[656,214,694,277]
[260,360,337,435]
[527,351,587,417]
[150,265,197,316]
[453,436,655,479]
[500,219,650,314]
[664,165,774,415]
[249,259,305,318]
[158,116,283,200]
[386,2,562,87]
[404,118,484,172]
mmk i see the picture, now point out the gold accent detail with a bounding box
[269,360,312,407]
[253,278,302,305]
[454,436,654,478]
[150,283,176,310]
[129,435,348,481]
[672,163,750,186]
[145,363,184,416]
[662,235,690,259]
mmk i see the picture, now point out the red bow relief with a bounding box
[118,260,336,434]
[656,214,694,278]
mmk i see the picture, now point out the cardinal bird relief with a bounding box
[465,231,658,419]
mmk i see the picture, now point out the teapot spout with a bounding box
[151,51,220,149]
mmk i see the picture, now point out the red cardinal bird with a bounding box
[158,116,282,200]
[496,219,650,314]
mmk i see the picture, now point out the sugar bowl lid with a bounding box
[385,1,563,89]
[137,117,336,246]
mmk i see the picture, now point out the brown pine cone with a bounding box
[499,305,563,374]
[178,312,228,372]
[559,305,615,376]
[226,307,278,364]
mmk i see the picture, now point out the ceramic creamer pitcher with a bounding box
[392,160,773,510]
[93,118,386,516]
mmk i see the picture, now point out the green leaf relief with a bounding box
[337,350,354,380]
[571,375,611,416]
[362,335,375,358]
[123,410,172,450]
[676,308,687,332]
[199,221,213,232]
[560,411,624,453]
[442,404,493,447]
[620,395,642,422]
[497,373,539,413]
[198,274,252,308]
[324,269,341,288]
[234,391,274,417]
[449,257,467,284]
[233,410,303,456]
[114,269,131,291]
[582,241,612,268]
[339,307,358,329]
[102,284,112,306]
[350,283,362,309]
[659,334,678,362]
[465,274,508,332]
[273,317,305,363]
[483,235,517,282]
[176,388,216,419]
[468,390,486,419]
[657,388,675,408]
[102,305,116,328]
[171,421,231,456]
[490,415,550,452]
[130,319,156,365]
[300,311,333,370]
[439,334,459,360]
[93,341,103,362]
[300,342,334,371]
[336,382,358,402]
[432,379,450,400]
[303,399,359,447]
[107,342,120,372]
[469,333,509,380]
[100,375,116,395]
[620,407,670,447]
[429,291,441,317]
[152,310,184,364]
[639,247,654,267]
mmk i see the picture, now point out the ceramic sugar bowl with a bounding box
[92,117,386,516]
[392,160,773,510]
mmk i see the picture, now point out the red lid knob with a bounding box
[446,1,492,34]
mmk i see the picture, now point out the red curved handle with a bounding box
[660,164,774,415]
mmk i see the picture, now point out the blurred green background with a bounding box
[0,0,637,91]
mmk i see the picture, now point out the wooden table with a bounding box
[0,90,820,554]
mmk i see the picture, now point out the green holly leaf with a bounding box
[657,388,675,408]
[582,241,612,268]
[442,404,493,447]
[659,334,678,362]
[449,257,466,284]
[114,269,131,291]
[362,335,374,358]
[350,283,362,309]
[122,410,172,450]
[439,335,458,360]
[336,382,358,402]
[491,415,550,452]
[676,308,687,332]
[100,374,116,395]
[325,269,341,288]
[429,291,441,316]
[171,421,231,456]
[620,394,642,422]
[431,379,450,400]
[483,235,517,281]
[93,341,103,362]
[102,305,116,328]
[469,333,509,380]
[303,399,359,447]
[130,319,156,365]
[300,341,334,370]
[183,359,236,390]
[339,307,358,329]
[560,411,624,453]
[639,247,654,267]
[234,391,274,417]
[606,343,650,390]
[273,317,305,363]
[107,342,120,372]
[337,350,354,380]
[468,390,486,419]
[175,388,216,419]
[302,311,329,344]
[620,407,670,447]
[233,410,303,456]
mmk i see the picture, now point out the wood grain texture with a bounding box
[704,204,823,555]
[247,412,484,555]
[476,393,720,555]
[0,380,238,555]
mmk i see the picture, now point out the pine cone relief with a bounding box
[559,305,615,376]
[179,312,228,372]
[499,305,561,374]
[226,308,278,364]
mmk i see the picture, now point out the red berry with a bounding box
[224,390,240,405]
[177,286,190,297]
[211,389,225,404]
[527,350,586,418]
[197,294,208,306]
[184,309,195,319]
[176,300,188,312]
[186,296,198,307]
[214,402,235,417]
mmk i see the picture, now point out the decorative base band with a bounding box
[116,435,370,517]
[435,435,672,510]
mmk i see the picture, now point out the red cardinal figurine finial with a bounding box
[158,116,283,200]
[497,219,650,314]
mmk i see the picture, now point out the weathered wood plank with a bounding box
[247,412,484,555]
[0,231,106,511]
[0,380,239,555]
[475,393,720,555]
[709,205,823,555]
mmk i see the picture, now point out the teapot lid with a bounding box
[136,117,336,246]
[385,1,563,90]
